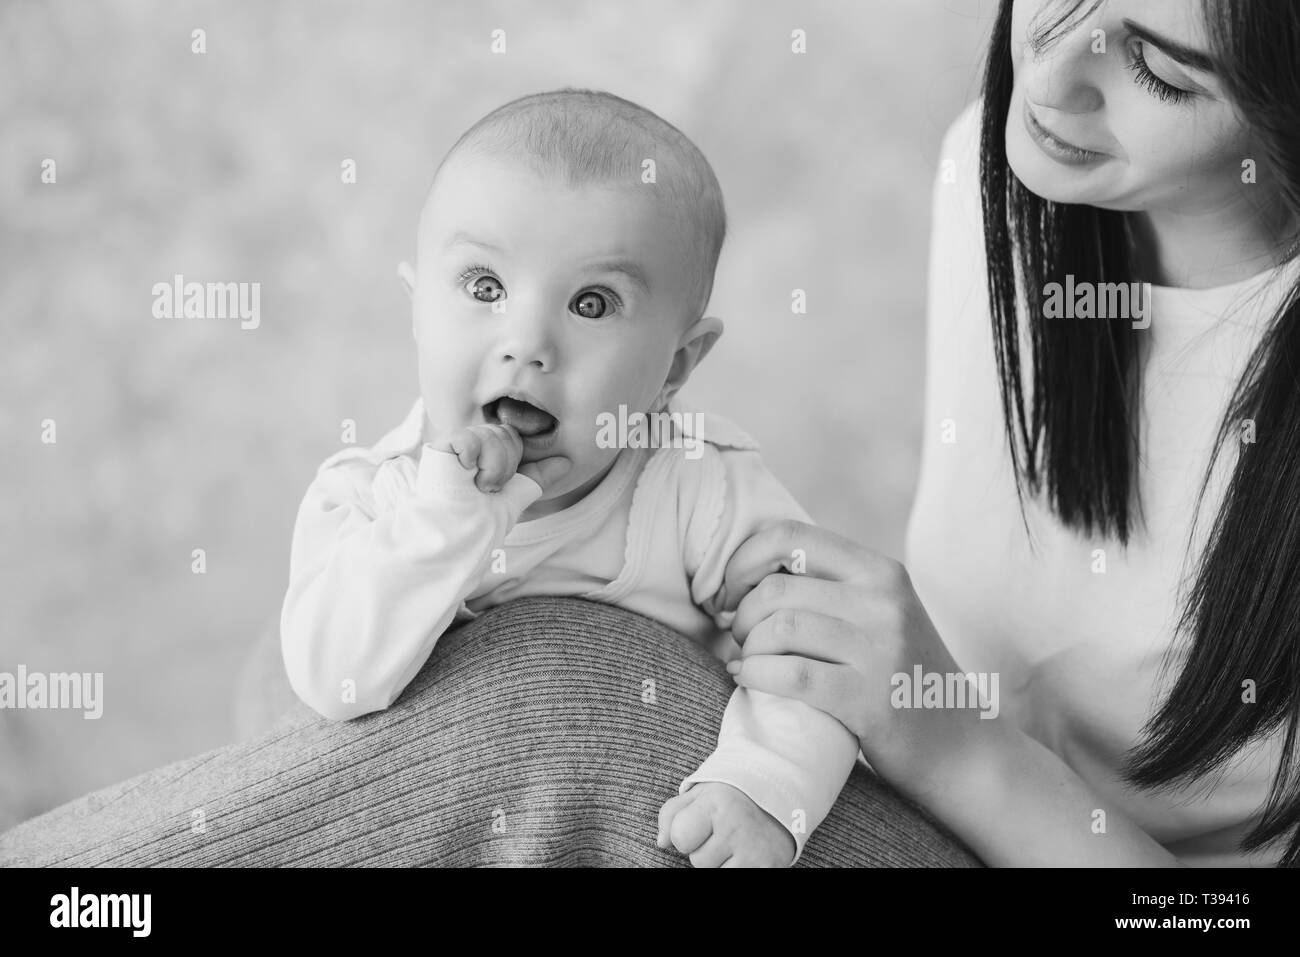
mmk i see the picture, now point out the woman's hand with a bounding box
[718,520,999,799]
[719,521,1185,866]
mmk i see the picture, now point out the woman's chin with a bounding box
[1005,128,1109,207]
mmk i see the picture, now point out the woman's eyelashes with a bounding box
[1126,40,1195,105]
[456,265,623,318]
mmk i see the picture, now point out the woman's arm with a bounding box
[942,719,1179,866]
[718,520,1182,867]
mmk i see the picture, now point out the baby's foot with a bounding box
[656,782,796,867]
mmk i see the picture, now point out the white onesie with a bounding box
[280,397,860,861]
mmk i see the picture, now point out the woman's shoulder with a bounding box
[927,100,989,308]
[939,98,982,162]
[932,99,983,206]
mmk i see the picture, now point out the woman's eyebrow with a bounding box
[1121,18,1218,73]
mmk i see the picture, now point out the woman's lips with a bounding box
[1022,101,1108,166]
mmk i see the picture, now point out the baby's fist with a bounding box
[656,782,796,868]
[436,423,523,492]
[432,423,572,495]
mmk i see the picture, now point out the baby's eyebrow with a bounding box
[445,231,504,253]
[444,232,651,295]
[585,259,651,296]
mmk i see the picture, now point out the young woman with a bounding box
[4,0,1295,867]
[724,0,1300,866]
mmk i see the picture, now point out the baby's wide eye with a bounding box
[571,290,610,319]
[468,275,505,303]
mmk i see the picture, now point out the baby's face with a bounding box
[406,152,708,513]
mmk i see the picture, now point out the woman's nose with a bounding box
[1021,19,1105,115]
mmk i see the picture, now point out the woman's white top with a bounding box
[906,102,1299,866]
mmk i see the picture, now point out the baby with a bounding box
[279,89,860,867]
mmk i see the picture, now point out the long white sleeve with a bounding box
[678,444,861,863]
[280,445,541,721]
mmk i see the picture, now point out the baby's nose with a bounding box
[497,314,555,372]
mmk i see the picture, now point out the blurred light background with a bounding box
[0,0,990,826]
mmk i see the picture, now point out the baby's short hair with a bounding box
[428,88,727,320]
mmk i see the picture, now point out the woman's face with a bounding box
[1005,0,1248,215]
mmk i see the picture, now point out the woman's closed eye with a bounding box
[1126,40,1196,105]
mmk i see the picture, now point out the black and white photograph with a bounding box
[1,0,1297,927]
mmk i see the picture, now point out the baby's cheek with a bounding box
[568,421,617,469]
[558,418,620,487]
[563,448,622,503]
[417,356,477,426]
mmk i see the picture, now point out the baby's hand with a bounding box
[433,423,570,493]
[436,423,523,492]
[656,782,796,868]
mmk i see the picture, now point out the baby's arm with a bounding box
[661,443,861,865]
[279,428,541,721]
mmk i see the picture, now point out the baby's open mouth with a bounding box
[485,395,559,439]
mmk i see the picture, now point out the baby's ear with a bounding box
[659,315,724,406]
[397,261,417,298]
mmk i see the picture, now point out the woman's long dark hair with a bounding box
[980,0,1300,864]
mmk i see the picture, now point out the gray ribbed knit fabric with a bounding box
[0,597,981,867]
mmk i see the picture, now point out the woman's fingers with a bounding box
[738,607,862,665]
[718,520,897,612]
[730,572,870,642]
[730,653,863,732]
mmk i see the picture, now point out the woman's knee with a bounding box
[411,598,726,716]
[443,596,710,672]
[392,597,730,775]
